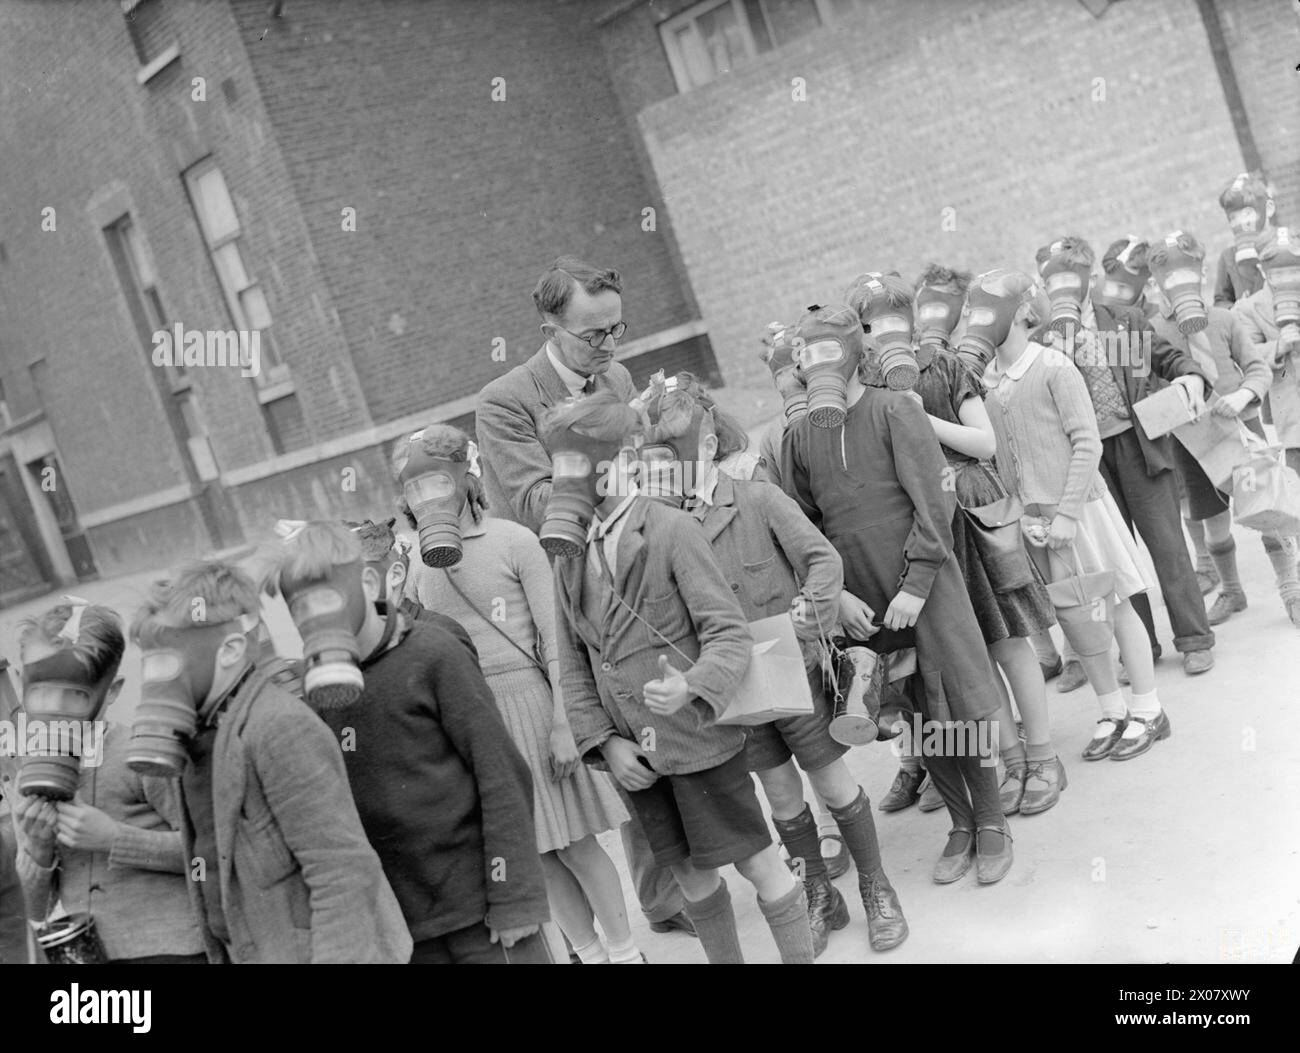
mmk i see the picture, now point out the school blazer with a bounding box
[179,669,412,964]
[476,345,636,534]
[1033,302,1207,477]
[554,498,754,775]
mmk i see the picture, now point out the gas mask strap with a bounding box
[361,598,402,666]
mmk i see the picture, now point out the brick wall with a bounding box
[605,0,1254,384]
[227,0,700,425]
[1216,0,1300,219]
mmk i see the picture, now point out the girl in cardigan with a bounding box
[400,425,641,965]
[977,270,1170,763]
[10,601,206,964]
[851,269,1059,821]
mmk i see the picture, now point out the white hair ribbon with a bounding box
[58,595,92,643]
[466,440,482,479]
[409,428,426,444]
[274,519,308,541]
[237,612,259,633]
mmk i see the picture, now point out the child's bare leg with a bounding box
[539,850,604,962]
[555,834,640,961]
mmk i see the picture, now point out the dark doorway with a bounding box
[0,454,53,607]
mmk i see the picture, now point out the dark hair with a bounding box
[343,518,401,563]
[915,264,972,294]
[540,390,639,445]
[18,602,125,682]
[532,256,623,320]
[1101,236,1149,274]
[1147,231,1205,266]
[1037,235,1094,269]
[131,559,260,642]
[649,373,749,462]
[390,423,487,528]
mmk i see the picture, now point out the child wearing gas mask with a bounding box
[639,374,907,954]
[782,303,1014,885]
[889,267,1059,820]
[263,521,552,964]
[131,560,411,963]
[395,425,642,966]
[8,600,205,964]
[1032,236,1215,677]
[1215,173,1277,308]
[545,392,816,964]
[1145,232,1296,630]
[977,269,1170,763]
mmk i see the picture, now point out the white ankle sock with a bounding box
[607,935,643,964]
[573,935,609,964]
[1095,690,1127,723]
[1128,688,1161,721]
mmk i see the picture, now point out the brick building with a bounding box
[0,0,1293,591]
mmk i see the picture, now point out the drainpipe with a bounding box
[1195,0,1263,173]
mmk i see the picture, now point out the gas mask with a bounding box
[539,423,633,558]
[760,323,808,426]
[1260,228,1300,355]
[640,374,713,503]
[791,304,865,429]
[914,285,966,352]
[1148,232,1208,334]
[846,276,920,391]
[1224,176,1271,268]
[17,607,118,799]
[1093,235,1150,311]
[279,558,372,711]
[1038,243,1092,342]
[395,430,473,568]
[956,273,1028,374]
[127,617,253,778]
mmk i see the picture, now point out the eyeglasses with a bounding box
[553,321,628,349]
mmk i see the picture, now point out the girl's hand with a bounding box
[1047,513,1078,550]
[54,797,120,854]
[13,793,58,866]
[548,723,581,781]
[1212,389,1253,418]
[837,591,878,640]
[1021,515,1050,548]
[882,591,925,631]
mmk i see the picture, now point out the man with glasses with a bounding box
[478,256,636,534]
[476,256,698,945]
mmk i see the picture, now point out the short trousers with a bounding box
[624,749,771,870]
[410,921,554,965]
[1174,415,1266,521]
[743,666,846,773]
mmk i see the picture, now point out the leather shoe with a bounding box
[1183,650,1215,676]
[917,774,945,812]
[1082,718,1127,761]
[932,828,975,884]
[998,763,1026,814]
[1110,710,1171,761]
[648,911,697,937]
[879,766,925,812]
[1019,756,1068,815]
[1040,655,1063,682]
[1055,659,1088,693]
[975,825,1014,885]
[805,874,850,958]
[1208,590,1247,625]
[860,872,908,951]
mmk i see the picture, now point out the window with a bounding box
[104,215,185,389]
[660,0,860,92]
[0,379,11,430]
[183,159,288,389]
[123,0,179,81]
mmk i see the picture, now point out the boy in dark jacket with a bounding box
[264,521,551,964]
[546,392,814,964]
[1213,173,1277,308]
[641,375,907,956]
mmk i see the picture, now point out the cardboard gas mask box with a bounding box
[1132,384,1196,439]
[716,614,813,726]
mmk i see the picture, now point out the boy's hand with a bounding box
[837,590,878,640]
[600,737,658,791]
[13,793,58,866]
[548,723,581,781]
[882,591,925,631]
[1172,374,1208,416]
[54,797,119,854]
[1047,513,1078,550]
[643,655,691,715]
[490,923,540,949]
[1212,389,1253,418]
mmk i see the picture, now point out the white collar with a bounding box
[1001,341,1045,381]
[587,483,640,543]
[546,343,589,397]
[693,464,721,507]
[1080,295,1097,330]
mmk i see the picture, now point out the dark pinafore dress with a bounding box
[782,385,1001,724]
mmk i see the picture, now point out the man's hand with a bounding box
[1047,513,1078,551]
[1212,388,1254,418]
[643,655,691,716]
[882,590,925,631]
[600,737,658,792]
[1172,374,1208,416]
[548,722,581,782]
[837,590,879,640]
[13,793,58,866]
[489,923,541,949]
[54,797,119,854]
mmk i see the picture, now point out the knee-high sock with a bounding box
[826,787,883,879]
[1209,536,1244,596]
[1263,535,1300,603]
[772,805,826,881]
[758,881,814,964]
[681,878,744,965]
